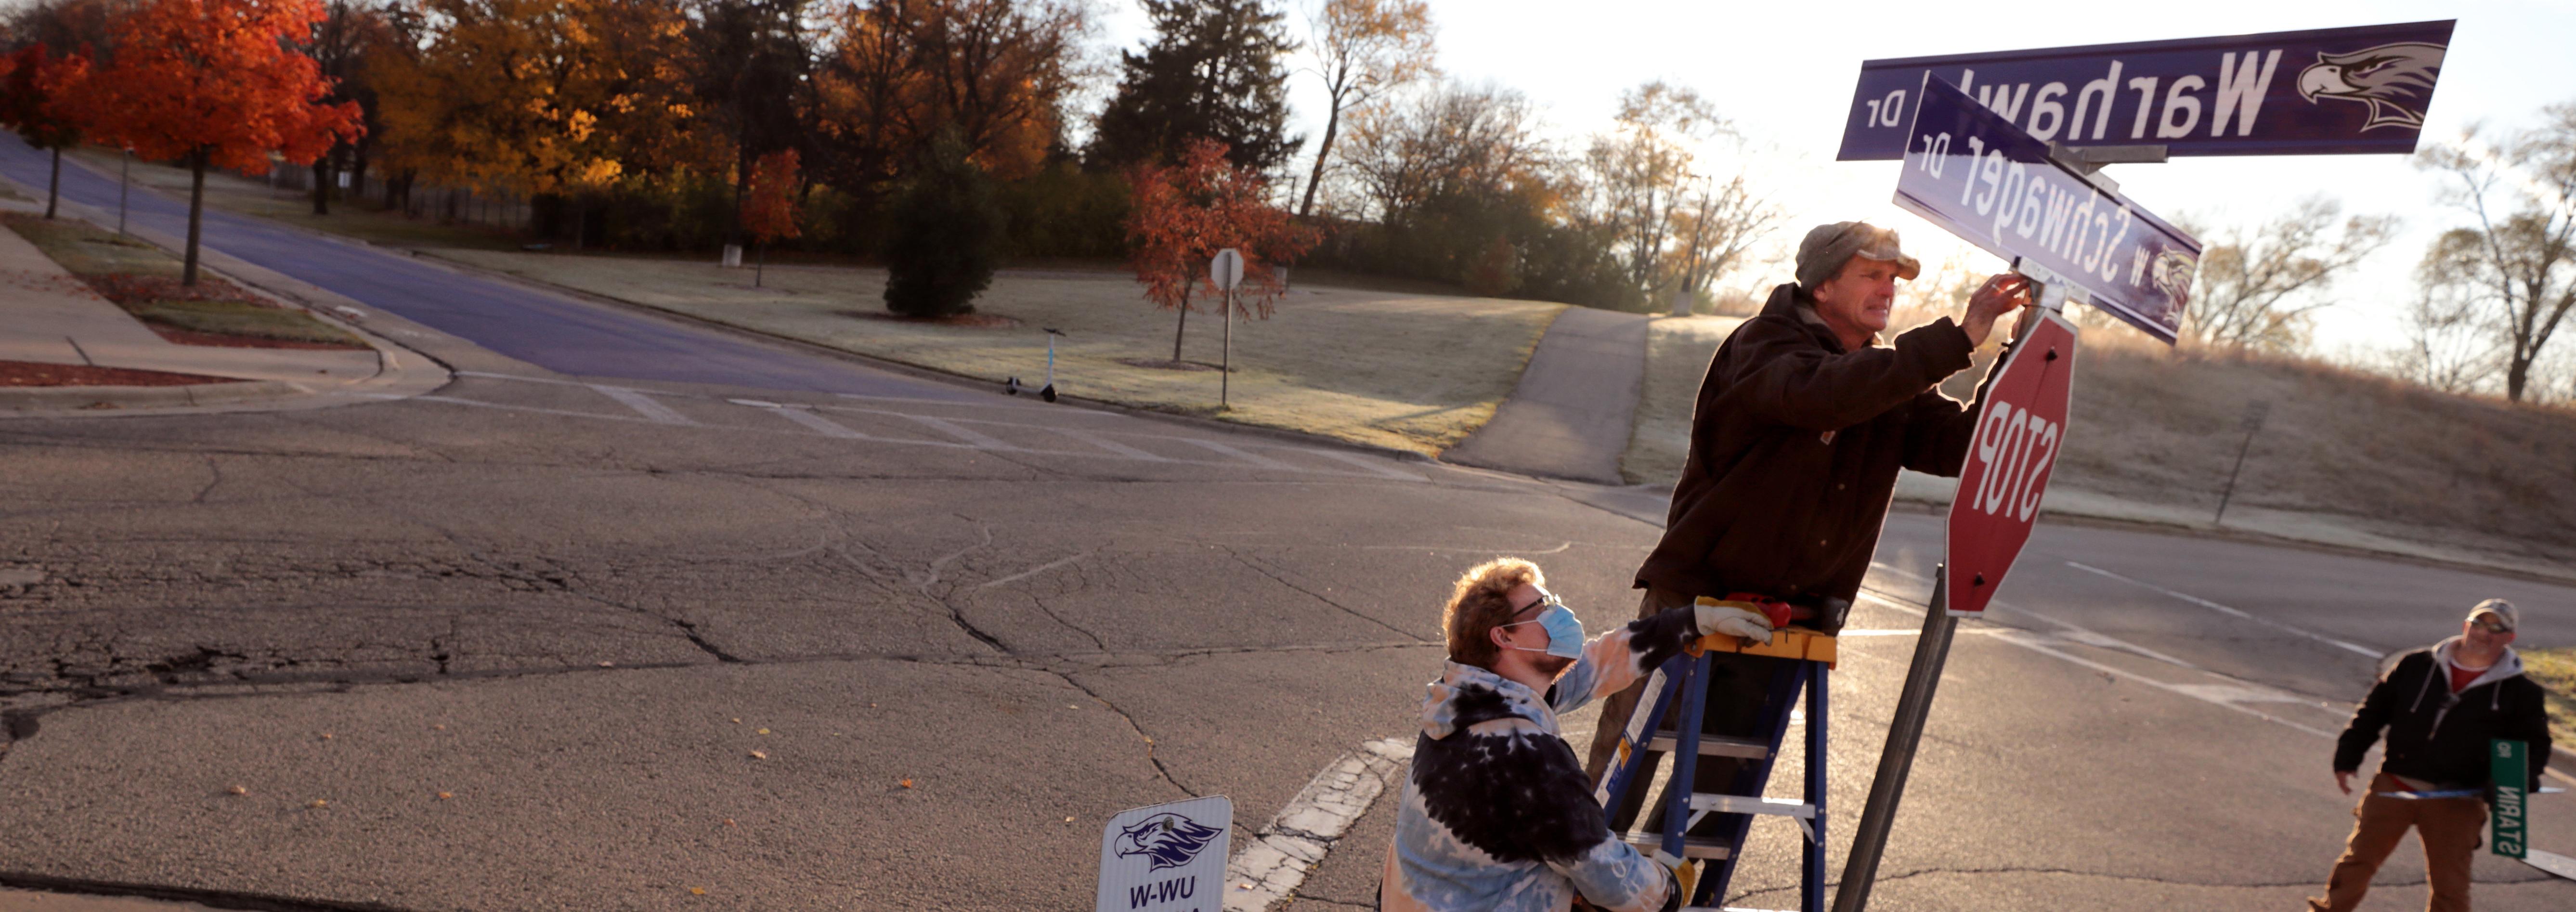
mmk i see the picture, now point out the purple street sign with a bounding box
[1840,19,2453,160]
[1894,76,2200,344]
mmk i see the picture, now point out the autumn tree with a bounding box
[1661,161,1784,314]
[740,148,799,286]
[814,0,1092,197]
[1126,138,1320,362]
[2416,104,2576,402]
[884,132,1004,317]
[0,43,91,220]
[689,0,811,246]
[370,0,706,243]
[1295,0,1431,217]
[1090,0,1300,174]
[2180,197,2397,352]
[83,0,362,285]
[298,0,397,216]
[1577,81,1730,301]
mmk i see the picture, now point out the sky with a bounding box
[1100,0,2576,360]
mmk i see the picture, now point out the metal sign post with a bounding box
[118,148,131,236]
[1210,248,1245,409]
[1833,566,1955,912]
[2214,400,2271,524]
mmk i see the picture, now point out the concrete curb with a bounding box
[0,168,453,417]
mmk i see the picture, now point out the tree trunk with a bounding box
[45,147,61,219]
[312,157,331,216]
[183,153,208,287]
[755,240,765,287]
[1172,301,1189,363]
[2508,356,2530,403]
[1299,103,1343,218]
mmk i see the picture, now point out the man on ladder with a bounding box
[1585,222,2031,840]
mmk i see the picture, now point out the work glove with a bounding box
[1693,602,1773,644]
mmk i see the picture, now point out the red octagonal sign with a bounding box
[1946,311,2079,616]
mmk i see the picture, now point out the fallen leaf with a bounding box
[432,724,446,731]
[598,661,616,668]
[730,718,741,724]
[749,750,768,760]
[226,785,247,796]
[319,733,334,741]
[755,728,769,735]
[899,778,914,789]
[307,799,328,809]
[436,792,454,800]
[689,887,706,896]
[723,818,737,827]
[1063,816,1075,822]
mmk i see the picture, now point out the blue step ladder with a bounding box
[1595,610,1837,912]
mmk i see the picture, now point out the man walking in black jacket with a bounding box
[2309,599,2553,912]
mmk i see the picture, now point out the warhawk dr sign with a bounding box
[1895,75,2202,343]
[1839,19,2454,160]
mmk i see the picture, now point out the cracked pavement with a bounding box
[3,324,2575,911]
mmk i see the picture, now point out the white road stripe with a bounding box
[899,414,1015,450]
[1296,447,1419,480]
[1186,439,1295,470]
[1058,428,1171,461]
[772,407,866,439]
[1225,737,1413,912]
[590,385,697,425]
[977,551,1091,590]
[2063,560,2383,658]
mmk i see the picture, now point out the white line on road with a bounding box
[770,407,866,439]
[898,413,1015,450]
[977,551,1091,590]
[1187,439,1295,470]
[589,385,698,425]
[1296,446,1421,481]
[1225,737,1413,912]
[2063,560,2383,658]
[1056,427,1171,461]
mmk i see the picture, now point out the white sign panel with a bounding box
[1096,795,1232,912]
[1210,248,1245,291]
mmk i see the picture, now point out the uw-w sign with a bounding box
[1840,19,2454,160]
[1096,795,1231,912]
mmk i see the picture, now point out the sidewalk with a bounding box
[0,195,445,414]
[1440,306,1651,483]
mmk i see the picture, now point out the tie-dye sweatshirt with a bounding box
[1380,604,1710,912]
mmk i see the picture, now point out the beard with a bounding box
[1533,653,1577,680]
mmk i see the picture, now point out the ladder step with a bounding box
[1618,832,1733,860]
[1642,731,1771,759]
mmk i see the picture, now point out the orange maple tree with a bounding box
[740,149,801,287]
[1126,138,1320,363]
[0,43,93,220]
[82,0,364,285]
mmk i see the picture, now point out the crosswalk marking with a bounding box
[1184,439,1295,470]
[590,385,698,425]
[772,407,866,439]
[898,414,1015,450]
[1299,447,1420,480]
[1058,428,1171,462]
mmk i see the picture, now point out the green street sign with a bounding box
[2492,739,2528,859]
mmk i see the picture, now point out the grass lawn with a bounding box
[2,212,365,348]
[1621,315,1746,484]
[2522,647,2576,752]
[435,249,1564,454]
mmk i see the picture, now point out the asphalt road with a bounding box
[3,136,2574,912]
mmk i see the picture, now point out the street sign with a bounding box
[1895,75,2202,344]
[1944,312,2079,617]
[1839,19,2455,160]
[2493,740,2529,859]
[1210,248,1245,292]
[1096,795,1231,912]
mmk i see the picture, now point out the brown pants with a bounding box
[1585,587,1784,834]
[2307,772,2486,912]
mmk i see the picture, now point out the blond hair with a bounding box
[1443,557,1544,669]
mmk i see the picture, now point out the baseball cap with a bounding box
[2466,598,2519,632]
[1795,221,1922,290]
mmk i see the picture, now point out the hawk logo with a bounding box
[1113,813,1224,871]
[2297,42,2446,131]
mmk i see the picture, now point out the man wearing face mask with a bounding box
[1585,222,2031,829]
[2307,599,2552,912]
[1380,557,1775,912]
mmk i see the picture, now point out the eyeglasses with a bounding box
[1507,590,1561,622]
[2470,617,2513,634]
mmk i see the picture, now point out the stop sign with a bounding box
[1945,310,2079,616]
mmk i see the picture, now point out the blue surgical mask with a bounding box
[1503,602,1586,660]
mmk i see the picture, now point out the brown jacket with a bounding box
[1634,283,1997,612]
